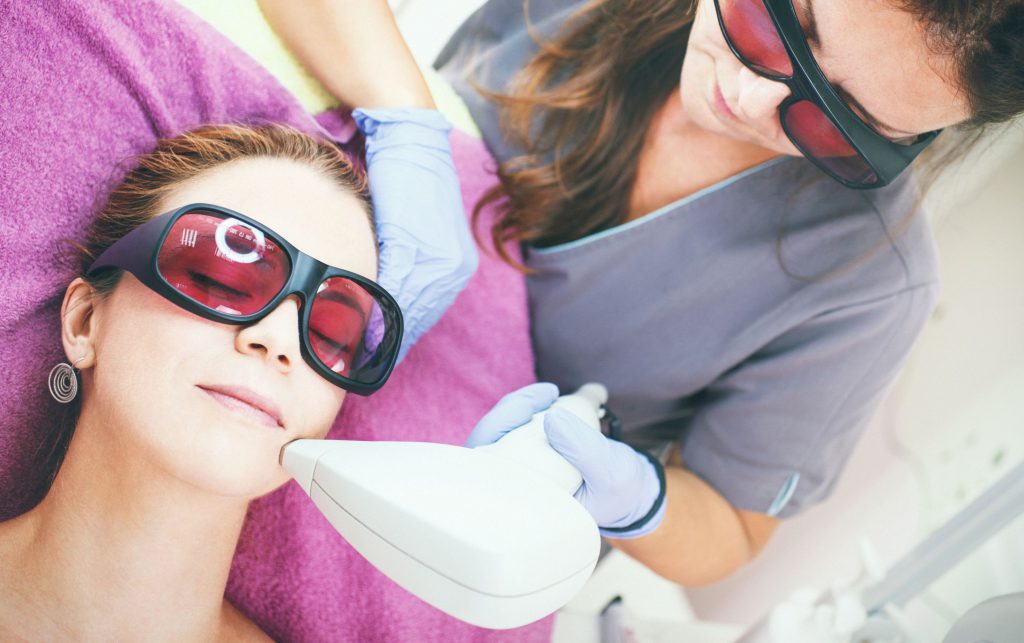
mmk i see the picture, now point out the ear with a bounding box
[60,278,102,369]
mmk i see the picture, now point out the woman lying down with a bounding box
[0,124,407,641]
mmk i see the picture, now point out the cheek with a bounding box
[678,4,735,123]
[690,0,730,55]
[89,291,282,496]
[91,294,205,408]
[91,280,347,497]
[677,44,711,116]
[256,385,342,495]
[300,386,346,441]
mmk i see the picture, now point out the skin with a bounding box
[262,0,975,587]
[0,157,378,641]
[258,0,436,110]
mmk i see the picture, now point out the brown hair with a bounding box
[475,0,1024,266]
[76,123,371,295]
[475,0,695,265]
[904,1,1024,128]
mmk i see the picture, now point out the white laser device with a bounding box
[281,384,608,629]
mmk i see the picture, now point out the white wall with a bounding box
[391,0,486,67]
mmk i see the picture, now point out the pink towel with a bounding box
[0,1,550,640]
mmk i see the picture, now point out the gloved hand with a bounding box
[465,382,560,448]
[467,383,667,539]
[354,107,479,362]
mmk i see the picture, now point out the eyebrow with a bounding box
[316,289,369,324]
[797,0,914,138]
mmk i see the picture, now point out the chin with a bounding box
[159,422,293,499]
[185,455,290,500]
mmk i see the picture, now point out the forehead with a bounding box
[798,0,970,134]
[160,157,377,279]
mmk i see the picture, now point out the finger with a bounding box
[496,382,560,414]
[375,242,420,362]
[465,382,559,448]
[375,240,416,298]
[543,407,610,481]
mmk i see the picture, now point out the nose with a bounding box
[237,295,302,373]
[734,66,791,122]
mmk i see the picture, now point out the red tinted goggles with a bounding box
[87,204,403,395]
[714,0,939,188]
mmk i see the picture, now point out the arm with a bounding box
[468,285,936,585]
[351,107,478,361]
[543,408,779,585]
[257,0,434,109]
[261,1,478,360]
[612,463,778,586]
[589,286,938,583]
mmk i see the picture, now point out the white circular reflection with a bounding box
[215,217,265,264]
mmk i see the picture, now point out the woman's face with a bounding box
[679,0,973,155]
[75,158,377,499]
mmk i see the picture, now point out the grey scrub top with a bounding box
[436,0,939,518]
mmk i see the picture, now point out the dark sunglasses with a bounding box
[713,0,940,188]
[87,203,403,395]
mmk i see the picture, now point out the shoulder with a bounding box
[758,162,940,304]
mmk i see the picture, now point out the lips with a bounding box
[198,384,284,429]
[713,82,740,121]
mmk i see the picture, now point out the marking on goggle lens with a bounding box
[215,218,265,264]
[181,227,198,248]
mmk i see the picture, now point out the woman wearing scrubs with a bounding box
[267,0,1024,585]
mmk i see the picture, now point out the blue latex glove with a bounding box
[465,383,560,448]
[467,383,667,539]
[353,108,478,362]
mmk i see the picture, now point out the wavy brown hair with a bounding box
[475,0,695,265]
[475,0,1024,267]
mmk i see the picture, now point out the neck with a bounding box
[628,88,782,220]
[0,408,251,640]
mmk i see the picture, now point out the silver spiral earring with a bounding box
[48,356,84,404]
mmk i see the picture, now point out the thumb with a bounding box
[543,408,609,481]
[466,382,559,448]
[375,236,416,298]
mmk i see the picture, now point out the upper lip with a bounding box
[198,384,285,429]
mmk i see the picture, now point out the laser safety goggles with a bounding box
[713,0,940,188]
[87,203,403,395]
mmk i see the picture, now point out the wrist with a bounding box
[599,451,667,539]
[353,107,451,135]
[354,86,436,111]
[354,108,454,159]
